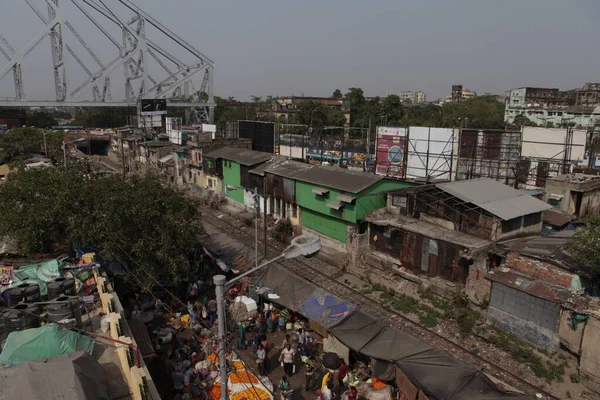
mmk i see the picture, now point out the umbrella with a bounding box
[322,352,341,370]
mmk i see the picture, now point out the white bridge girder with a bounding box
[0,0,215,123]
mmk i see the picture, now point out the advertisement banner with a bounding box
[376,127,408,178]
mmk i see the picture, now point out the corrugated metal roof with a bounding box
[248,155,289,176]
[203,146,273,166]
[251,159,314,178]
[436,178,552,220]
[366,210,491,250]
[295,165,383,193]
[158,154,173,163]
[487,269,571,303]
[543,208,575,228]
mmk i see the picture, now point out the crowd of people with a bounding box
[240,306,377,400]
[126,276,394,400]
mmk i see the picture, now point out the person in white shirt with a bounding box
[279,344,296,376]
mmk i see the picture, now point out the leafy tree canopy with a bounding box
[511,114,538,129]
[24,110,58,127]
[332,89,343,99]
[566,217,600,278]
[0,167,205,288]
[0,127,63,166]
[72,107,135,128]
[295,100,346,131]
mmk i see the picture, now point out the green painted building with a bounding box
[202,147,273,204]
[294,166,417,243]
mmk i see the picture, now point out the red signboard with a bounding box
[376,127,408,178]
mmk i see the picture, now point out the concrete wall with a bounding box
[545,177,600,218]
[465,261,492,306]
[487,282,560,350]
[301,225,348,253]
[95,271,160,400]
[557,309,585,354]
[580,316,600,391]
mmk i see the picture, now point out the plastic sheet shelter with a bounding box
[6,259,61,296]
[0,325,94,366]
[0,351,108,400]
[254,263,531,400]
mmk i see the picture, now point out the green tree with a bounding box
[72,107,135,127]
[381,95,404,126]
[332,89,343,99]
[511,114,537,129]
[566,217,600,277]
[0,127,63,165]
[444,95,506,129]
[296,100,346,129]
[345,87,366,126]
[0,165,85,252]
[24,110,58,127]
[0,167,206,287]
[401,104,444,126]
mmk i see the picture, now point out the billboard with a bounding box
[140,99,167,116]
[238,121,275,153]
[406,127,456,181]
[137,115,162,128]
[166,117,183,145]
[375,126,408,178]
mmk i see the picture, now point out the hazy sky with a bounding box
[1,0,599,102]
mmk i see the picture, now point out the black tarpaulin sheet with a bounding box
[255,263,357,328]
[255,262,315,310]
[452,373,532,400]
[372,359,396,381]
[322,310,386,350]
[396,347,482,398]
[357,324,432,360]
[254,263,530,400]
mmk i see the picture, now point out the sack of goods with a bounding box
[229,296,258,322]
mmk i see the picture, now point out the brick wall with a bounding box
[506,252,574,289]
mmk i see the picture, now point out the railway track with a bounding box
[200,207,557,400]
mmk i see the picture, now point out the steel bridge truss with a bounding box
[0,0,215,123]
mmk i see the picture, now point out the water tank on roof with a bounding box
[7,284,27,306]
[52,277,76,296]
[47,281,63,300]
[47,296,74,324]
[3,303,40,334]
[62,278,76,295]
[22,283,41,304]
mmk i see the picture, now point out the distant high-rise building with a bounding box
[451,85,463,103]
[447,85,476,103]
[399,91,426,104]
